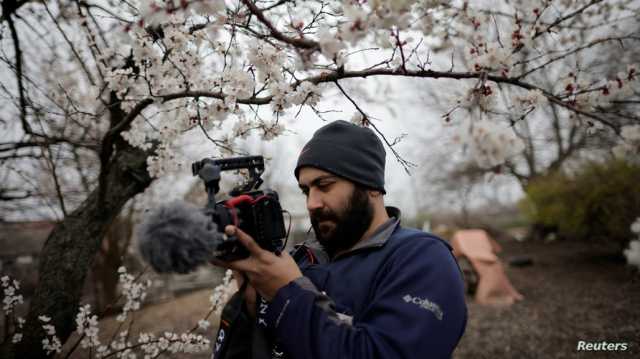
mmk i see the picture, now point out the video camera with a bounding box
[191,155,286,261]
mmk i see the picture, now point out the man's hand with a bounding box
[212,225,303,301]
[231,270,257,318]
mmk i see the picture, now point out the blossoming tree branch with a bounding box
[0,0,638,357]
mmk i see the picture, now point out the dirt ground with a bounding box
[75,237,639,358]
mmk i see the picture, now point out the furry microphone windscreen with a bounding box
[137,201,222,274]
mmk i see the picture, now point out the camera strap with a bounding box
[212,281,277,359]
[212,281,251,359]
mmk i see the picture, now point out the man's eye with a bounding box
[318,182,333,191]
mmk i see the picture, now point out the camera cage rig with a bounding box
[190,155,286,261]
[191,155,265,208]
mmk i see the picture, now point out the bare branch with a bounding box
[518,35,640,79]
[41,144,68,216]
[532,0,605,39]
[240,0,319,50]
[333,80,416,174]
[5,12,31,134]
[42,1,97,86]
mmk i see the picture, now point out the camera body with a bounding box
[192,156,286,261]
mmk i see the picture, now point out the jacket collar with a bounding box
[303,206,401,262]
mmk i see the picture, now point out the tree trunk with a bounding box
[94,214,136,314]
[1,144,152,359]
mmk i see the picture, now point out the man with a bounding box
[214,120,467,359]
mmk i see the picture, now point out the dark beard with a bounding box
[310,186,374,258]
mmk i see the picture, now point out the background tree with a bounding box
[0,1,638,357]
[413,1,640,214]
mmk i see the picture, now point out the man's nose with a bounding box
[306,189,324,212]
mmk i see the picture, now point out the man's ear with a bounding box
[368,190,383,198]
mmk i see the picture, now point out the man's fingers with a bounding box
[226,257,256,273]
[211,255,256,272]
[210,226,270,272]
[231,270,244,285]
[210,258,249,272]
[225,225,266,258]
[209,258,231,269]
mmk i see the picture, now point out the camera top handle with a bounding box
[191,156,265,208]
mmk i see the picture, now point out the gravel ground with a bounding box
[454,238,640,359]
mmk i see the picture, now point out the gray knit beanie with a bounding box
[294,120,386,193]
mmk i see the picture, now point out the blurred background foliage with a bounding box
[521,159,640,249]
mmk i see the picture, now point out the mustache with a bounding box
[310,208,339,222]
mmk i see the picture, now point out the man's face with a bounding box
[298,167,374,257]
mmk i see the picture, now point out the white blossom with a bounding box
[204,99,229,127]
[613,124,640,162]
[139,0,171,26]
[96,345,109,358]
[625,218,640,270]
[286,81,321,107]
[468,46,513,73]
[232,118,253,139]
[370,0,413,30]
[197,319,211,330]
[248,44,286,83]
[146,145,185,179]
[374,32,394,49]
[42,324,56,336]
[625,240,640,270]
[340,4,370,45]
[39,315,62,355]
[190,0,226,15]
[2,276,24,314]
[42,337,62,355]
[632,218,640,234]
[138,332,160,357]
[224,95,238,113]
[621,124,640,142]
[261,121,285,141]
[121,117,152,150]
[136,331,210,354]
[513,89,547,113]
[106,68,135,98]
[317,28,345,60]
[223,69,255,99]
[459,119,525,168]
[12,333,22,343]
[76,304,101,348]
[520,89,546,107]
[210,270,236,315]
[269,81,293,113]
[132,37,157,66]
[350,112,365,126]
[456,85,496,113]
[115,266,151,322]
[158,116,188,143]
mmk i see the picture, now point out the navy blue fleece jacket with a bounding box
[261,211,467,359]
